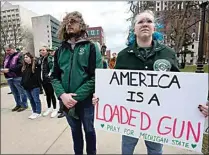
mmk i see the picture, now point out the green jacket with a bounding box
[115,40,179,72]
[47,55,54,75]
[51,40,103,119]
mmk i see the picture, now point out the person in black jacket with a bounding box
[21,52,42,119]
[39,46,57,118]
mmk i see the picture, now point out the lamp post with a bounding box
[196,1,209,73]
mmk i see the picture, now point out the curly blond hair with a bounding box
[57,11,88,41]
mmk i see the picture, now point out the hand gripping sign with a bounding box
[94,69,208,153]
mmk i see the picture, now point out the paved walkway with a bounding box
[1,86,200,154]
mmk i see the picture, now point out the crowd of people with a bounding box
[1,9,208,155]
[1,44,65,119]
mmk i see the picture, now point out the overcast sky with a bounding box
[10,1,132,53]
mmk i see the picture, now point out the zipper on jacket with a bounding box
[68,51,74,91]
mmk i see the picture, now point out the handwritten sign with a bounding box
[95,69,208,153]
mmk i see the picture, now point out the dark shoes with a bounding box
[12,106,21,112]
[12,106,27,112]
[8,92,12,94]
[57,112,65,118]
[17,107,28,112]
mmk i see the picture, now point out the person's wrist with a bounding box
[60,93,66,99]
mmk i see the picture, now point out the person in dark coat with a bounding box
[21,52,42,119]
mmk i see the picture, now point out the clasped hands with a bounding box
[60,93,77,109]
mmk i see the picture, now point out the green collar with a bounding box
[127,40,166,54]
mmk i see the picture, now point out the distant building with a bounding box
[1,2,38,55]
[87,26,105,46]
[32,14,61,57]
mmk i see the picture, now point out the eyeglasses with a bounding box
[137,18,154,24]
[67,19,79,25]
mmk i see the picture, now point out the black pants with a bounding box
[42,83,56,109]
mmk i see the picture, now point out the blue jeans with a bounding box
[65,105,96,155]
[122,135,163,155]
[25,88,41,114]
[7,77,28,108]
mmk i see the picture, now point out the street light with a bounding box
[196,1,209,73]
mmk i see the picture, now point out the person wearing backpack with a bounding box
[51,11,102,155]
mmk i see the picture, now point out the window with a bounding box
[165,2,167,5]
[16,14,19,17]
[91,30,95,35]
[192,44,194,49]
[48,35,49,38]
[47,25,49,28]
[47,30,49,33]
[48,40,50,43]
[157,2,160,6]
[164,7,167,10]
[157,8,160,11]
[16,9,18,12]
[96,30,100,35]
[8,15,11,17]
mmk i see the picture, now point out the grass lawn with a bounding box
[180,65,209,73]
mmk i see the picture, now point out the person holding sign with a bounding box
[93,10,208,154]
[51,11,103,155]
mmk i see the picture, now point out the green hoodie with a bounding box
[51,40,103,119]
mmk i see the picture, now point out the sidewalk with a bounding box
[1,86,199,154]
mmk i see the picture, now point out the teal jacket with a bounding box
[51,40,103,119]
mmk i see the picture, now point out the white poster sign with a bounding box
[95,69,208,153]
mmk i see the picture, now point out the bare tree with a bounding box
[0,16,34,54]
[127,1,155,27]
[127,1,203,66]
